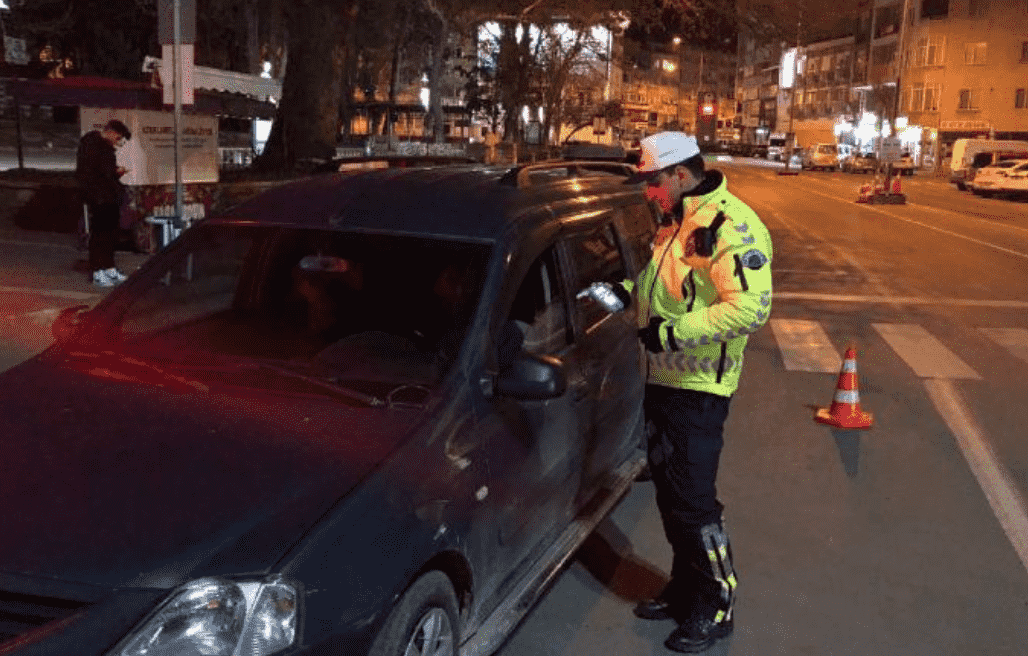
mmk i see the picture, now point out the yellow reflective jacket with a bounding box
[624,170,773,397]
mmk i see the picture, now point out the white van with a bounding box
[949,139,1028,190]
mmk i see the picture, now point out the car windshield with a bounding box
[89,224,491,392]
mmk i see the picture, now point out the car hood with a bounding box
[0,350,421,589]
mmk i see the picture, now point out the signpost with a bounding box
[877,136,902,163]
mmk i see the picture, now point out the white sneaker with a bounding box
[92,269,116,287]
[104,267,128,283]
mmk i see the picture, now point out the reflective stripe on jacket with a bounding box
[625,170,773,397]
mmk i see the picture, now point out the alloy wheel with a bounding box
[404,608,454,656]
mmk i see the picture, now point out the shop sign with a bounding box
[940,120,990,131]
[81,107,218,186]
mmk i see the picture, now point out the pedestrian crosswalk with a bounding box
[770,319,1028,380]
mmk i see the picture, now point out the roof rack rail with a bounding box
[499,160,637,188]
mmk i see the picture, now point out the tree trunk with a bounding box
[427,25,447,143]
[255,0,349,171]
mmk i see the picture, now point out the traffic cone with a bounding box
[814,347,873,429]
[891,175,902,194]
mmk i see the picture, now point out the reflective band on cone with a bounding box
[814,346,873,429]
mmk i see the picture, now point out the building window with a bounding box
[924,85,940,111]
[969,0,989,17]
[913,36,946,66]
[964,42,987,65]
[921,0,950,19]
[1016,89,1027,109]
[958,88,980,110]
[910,86,924,111]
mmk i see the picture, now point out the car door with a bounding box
[468,243,588,608]
[560,214,646,504]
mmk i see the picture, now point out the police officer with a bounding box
[588,132,773,652]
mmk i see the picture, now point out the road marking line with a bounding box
[769,177,1028,262]
[770,318,842,373]
[775,292,1028,308]
[979,327,1028,364]
[873,323,981,380]
[906,202,1028,236]
[0,286,96,301]
[924,378,1028,574]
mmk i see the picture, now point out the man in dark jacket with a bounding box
[76,119,131,287]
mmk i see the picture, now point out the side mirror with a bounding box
[495,353,567,400]
[51,304,90,343]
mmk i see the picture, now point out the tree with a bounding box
[254,0,354,170]
[6,0,159,79]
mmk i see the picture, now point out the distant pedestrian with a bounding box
[483,128,499,165]
[76,120,131,287]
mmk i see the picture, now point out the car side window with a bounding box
[565,223,629,330]
[618,203,657,273]
[507,247,569,356]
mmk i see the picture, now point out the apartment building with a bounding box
[735,41,785,145]
[898,0,1028,170]
[784,35,859,147]
[620,41,736,145]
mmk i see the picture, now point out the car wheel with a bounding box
[956,182,967,191]
[369,571,459,656]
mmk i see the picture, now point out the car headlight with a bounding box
[110,577,298,656]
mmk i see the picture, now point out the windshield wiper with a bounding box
[247,361,386,407]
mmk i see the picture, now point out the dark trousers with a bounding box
[644,384,732,602]
[87,202,119,272]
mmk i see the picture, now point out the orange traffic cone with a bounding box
[814,347,873,429]
[891,175,902,194]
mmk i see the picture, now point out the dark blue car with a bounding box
[0,162,654,656]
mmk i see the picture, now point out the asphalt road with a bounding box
[493,163,1028,656]
[2,161,1027,655]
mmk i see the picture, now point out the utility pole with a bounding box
[173,0,183,226]
[781,2,802,174]
[696,50,704,134]
[886,0,912,182]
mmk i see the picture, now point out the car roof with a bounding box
[213,163,642,242]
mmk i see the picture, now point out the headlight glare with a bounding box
[112,577,298,656]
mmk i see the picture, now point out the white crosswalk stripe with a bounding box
[770,318,842,373]
[770,319,1020,382]
[872,323,981,380]
[979,328,1028,365]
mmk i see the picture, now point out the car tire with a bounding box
[956,182,967,191]
[368,571,460,656]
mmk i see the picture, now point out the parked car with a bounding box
[996,160,1028,199]
[948,138,1028,190]
[800,143,840,171]
[968,158,1028,197]
[843,152,878,174]
[0,162,653,656]
[892,152,917,176]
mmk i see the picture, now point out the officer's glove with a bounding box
[638,316,667,353]
[578,281,632,313]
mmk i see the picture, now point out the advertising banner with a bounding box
[80,107,218,186]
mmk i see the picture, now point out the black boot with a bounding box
[664,522,737,652]
[664,607,734,653]
[634,556,698,621]
[633,595,676,621]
